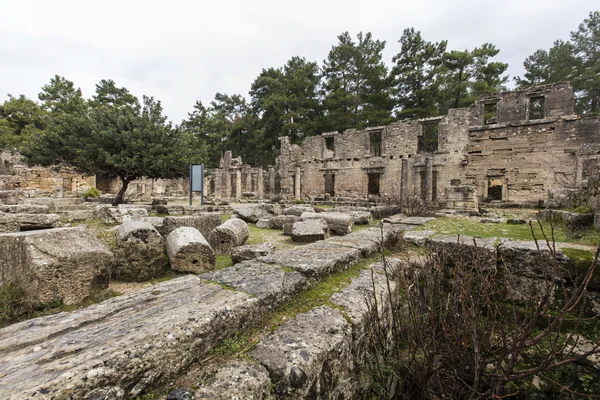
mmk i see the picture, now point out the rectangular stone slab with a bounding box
[0,276,259,400]
[0,227,111,305]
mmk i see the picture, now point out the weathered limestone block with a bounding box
[113,220,168,281]
[234,204,281,223]
[282,205,314,216]
[0,227,112,305]
[94,205,148,224]
[300,212,354,235]
[166,227,216,273]
[0,204,49,214]
[380,213,408,224]
[151,197,167,207]
[497,239,569,279]
[256,218,271,229]
[161,213,222,237]
[332,206,370,213]
[269,214,300,230]
[292,219,330,243]
[399,216,436,226]
[348,211,372,225]
[0,213,61,233]
[283,223,294,236]
[369,205,403,219]
[250,306,353,399]
[200,260,306,308]
[209,218,250,255]
[195,360,274,400]
[65,209,94,222]
[0,276,260,400]
[537,209,595,231]
[595,212,600,229]
[0,190,19,205]
[231,243,275,263]
[261,242,361,277]
[141,216,165,232]
[330,259,402,397]
[427,234,498,270]
[154,204,184,215]
[403,230,436,246]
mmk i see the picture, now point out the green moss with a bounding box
[215,255,234,270]
[563,205,592,214]
[148,270,186,284]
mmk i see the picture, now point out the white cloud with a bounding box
[0,0,596,122]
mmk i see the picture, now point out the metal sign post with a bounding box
[189,164,204,206]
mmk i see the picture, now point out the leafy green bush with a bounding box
[83,186,101,200]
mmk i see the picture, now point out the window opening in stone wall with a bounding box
[210,179,215,195]
[418,123,439,153]
[487,176,503,201]
[483,103,498,124]
[230,174,236,197]
[529,96,545,120]
[324,174,335,196]
[367,173,380,196]
[369,131,382,156]
[325,136,335,152]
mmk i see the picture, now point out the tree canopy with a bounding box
[21,78,201,205]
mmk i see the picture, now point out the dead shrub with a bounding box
[367,227,600,399]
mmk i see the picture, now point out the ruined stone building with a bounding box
[2,82,598,209]
[0,150,95,197]
[208,82,600,209]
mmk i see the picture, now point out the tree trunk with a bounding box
[112,177,131,206]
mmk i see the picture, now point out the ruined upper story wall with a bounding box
[473,82,575,125]
[466,115,600,203]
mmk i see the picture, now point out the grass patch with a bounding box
[148,269,186,284]
[416,216,600,246]
[353,218,381,232]
[246,224,283,245]
[215,255,234,270]
[221,213,232,223]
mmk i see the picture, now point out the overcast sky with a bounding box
[0,0,596,123]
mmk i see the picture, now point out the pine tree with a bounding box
[391,28,447,119]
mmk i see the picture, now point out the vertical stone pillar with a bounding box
[401,158,409,197]
[425,157,433,202]
[294,167,301,199]
[257,169,264,199]
[222,170,230,199]
[235,170,242,199]
[269,167,275,198]
[244,169,251,193]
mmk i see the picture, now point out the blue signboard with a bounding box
[189,164,204,205]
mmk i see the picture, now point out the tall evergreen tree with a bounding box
[0,95,46,149]
[439,44,508,113]
[391,28,447,119]
[38,75,85,115]
[321,32,392,131]
[514,40,577,88]
[571,11,600,114]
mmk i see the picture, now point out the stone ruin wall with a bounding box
[2,82,598,210]
[0,150,95,197]
[209,82,600,210]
